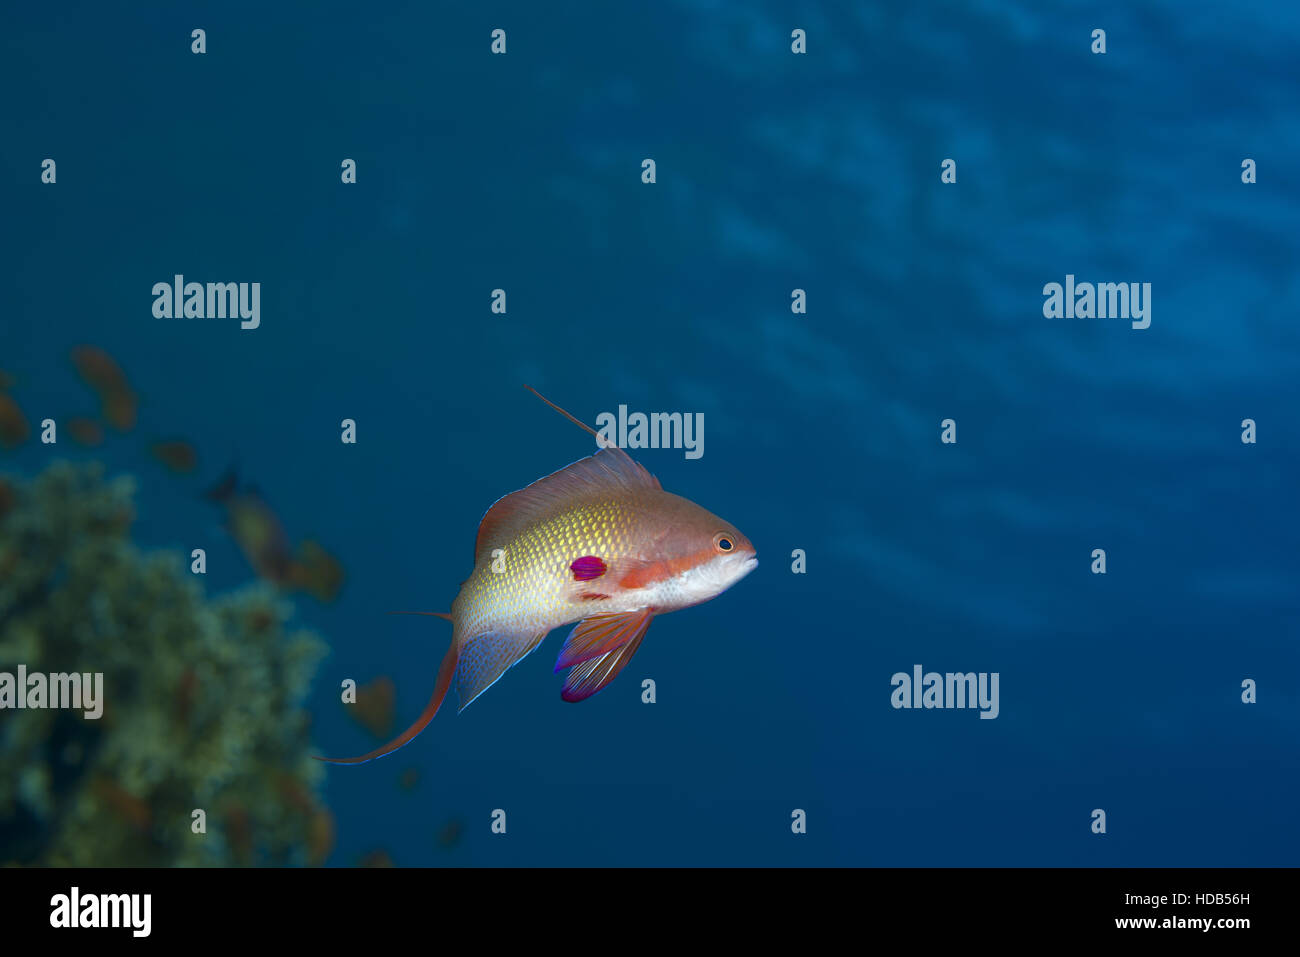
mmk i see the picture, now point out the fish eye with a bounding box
[713,532,735,552]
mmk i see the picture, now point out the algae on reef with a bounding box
[0,462,332,866]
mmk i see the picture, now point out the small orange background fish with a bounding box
[205,472,296,584]
[68,417,105,447]
[0,395,30,448]
[70,346,137,431]
[318,387,757,764]
[151,439,198,473]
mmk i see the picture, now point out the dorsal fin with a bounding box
[474,446,659,562]
[473,387,661,564]
[524,385,603,442]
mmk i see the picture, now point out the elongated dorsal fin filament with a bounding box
[524,384,603,443]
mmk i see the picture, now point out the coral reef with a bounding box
[0,462,331,866]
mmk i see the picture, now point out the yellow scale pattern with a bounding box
[453,498,641,642]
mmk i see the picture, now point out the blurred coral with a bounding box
[0,462,330,866]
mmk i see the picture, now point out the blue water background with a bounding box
[2,1,1297,865]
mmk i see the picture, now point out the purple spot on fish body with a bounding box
[570,556,607,581]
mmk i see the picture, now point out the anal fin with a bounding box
[457,629,547,712]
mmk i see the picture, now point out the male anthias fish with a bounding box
[317,387,757,764]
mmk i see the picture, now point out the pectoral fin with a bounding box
[555,609,652,672]
[561,629,647,702]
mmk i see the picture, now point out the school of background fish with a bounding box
[0,352,463,865]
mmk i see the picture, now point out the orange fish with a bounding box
[346,676,395,738]
[288,539,345,602]
[71,346,129,394]
[70,346,137,430]
[436,816,465,850]
[101,389,138,431]
[397,767,420,791]
[0,396,29,448]
[225,803,253,865]
[91,776,152,833]
[67,417,104,447]
[151,439,198,473]
[204,471,295,584]
[317,387,757,764]
[175,667,199,723]
[307,809,335,866]
[274,773,315,815]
